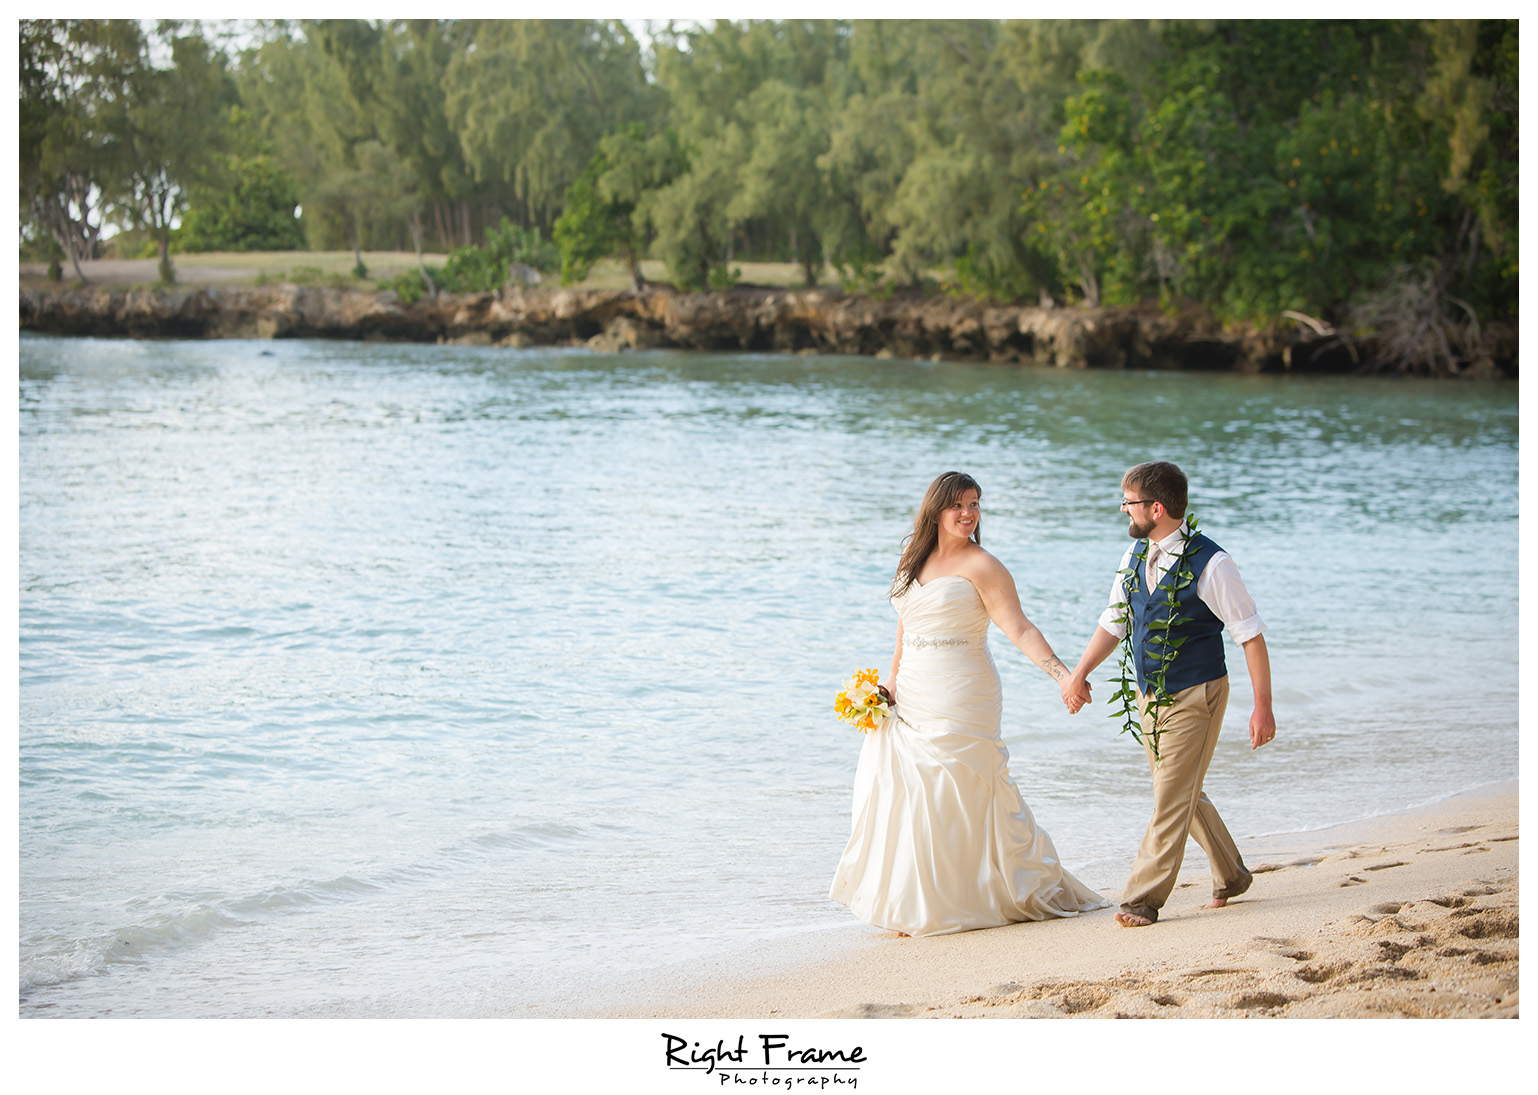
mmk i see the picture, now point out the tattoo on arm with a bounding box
[1040,656,1068,681]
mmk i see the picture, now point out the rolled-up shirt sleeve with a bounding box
[1197,552,1267,645]
[1095,545,1136,640]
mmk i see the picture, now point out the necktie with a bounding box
[1145,541,1162,592]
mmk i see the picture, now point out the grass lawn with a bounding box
[20,251,835,292]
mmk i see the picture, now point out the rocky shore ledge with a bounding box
[18,284,1516,376]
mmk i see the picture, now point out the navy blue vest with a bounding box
[1126,532,1227,695]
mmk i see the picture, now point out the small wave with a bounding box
[19,873,387,993]
[468,821,588,852]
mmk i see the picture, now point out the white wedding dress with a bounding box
[829,575,1108,936]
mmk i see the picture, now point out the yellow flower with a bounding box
[836,667,893,731]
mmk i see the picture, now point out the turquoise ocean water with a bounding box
[18,335,1518,1016]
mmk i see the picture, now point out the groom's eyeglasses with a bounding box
[1120,499,1156,510]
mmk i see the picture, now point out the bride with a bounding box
[830,471,1107,936]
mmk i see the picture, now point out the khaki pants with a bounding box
[1120,676,1249,922]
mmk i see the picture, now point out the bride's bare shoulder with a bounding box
[960,547,1012,586]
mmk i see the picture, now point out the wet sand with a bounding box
[570,782,1517,1019]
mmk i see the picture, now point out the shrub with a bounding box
[377,268,438,304]
[179,154,305,253]
[438,218,560,292]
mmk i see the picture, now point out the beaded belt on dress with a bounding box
[903,635,970,649]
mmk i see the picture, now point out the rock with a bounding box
[508,263,543,287]
[15,285,1516,376]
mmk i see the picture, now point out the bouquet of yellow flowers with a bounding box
[835,668,894,732]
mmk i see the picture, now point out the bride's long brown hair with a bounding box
[890,471,982,598]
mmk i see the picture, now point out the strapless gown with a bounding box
[829,575,1107,936]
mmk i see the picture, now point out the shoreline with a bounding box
[19,283,1519,377]
[560,780,1517,1019]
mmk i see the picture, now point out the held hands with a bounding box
[1060,675,1091,715]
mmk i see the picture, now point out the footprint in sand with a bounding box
[1346,965,1422,983]
[1295,961,1352,983]
[1439,939,1515,965]
[1375,938,1431,962]
[1231,991,1293,1010]
[1252,936,1313,962]
[1450,908,1519,940]
[1362,861,1408,872]
[1340,876,1368,887]
[1348,913,1423,934]
[1252,855,1323,873]
[822,1002,923,1018]
[1049,983,1116,1014]
[1421,894,1473,908]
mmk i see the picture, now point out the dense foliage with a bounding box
[436,218,559,292]
[178,152,305,252]
[19,18,1518,364]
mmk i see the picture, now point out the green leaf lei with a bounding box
[1107,515,1201,762]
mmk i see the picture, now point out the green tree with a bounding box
[553,124,685,289]
[374,20,478,258]
[1025,21,1461,324]
[729,79,834,286]
[18,20,139,282]
[438,217,560,292]
[99,24,235,283]
[650,19,856,289]
[444,20,656,234]
[644,136,747,290]
[1418,19,1518,313]
[178,110,305,253]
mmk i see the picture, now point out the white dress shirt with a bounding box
[1096,523,1266,646]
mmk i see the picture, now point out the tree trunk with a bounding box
[461,199,472,247]
[410,209,434,297]
[624,243,646,292]
[59,205,87,284]
[433,198,450,251]
[39,197,88,283]
[352,215,364,277]
[157,231,175,285]
[65,175,101,260]
[696,219,711,289]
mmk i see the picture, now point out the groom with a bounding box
[1061,461,1275,927]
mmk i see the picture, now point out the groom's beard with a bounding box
[1127,515,1156,539]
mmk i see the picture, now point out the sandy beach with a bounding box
[571,781,1517,1019]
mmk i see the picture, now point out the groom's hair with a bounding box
[1122,461,1188,518]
